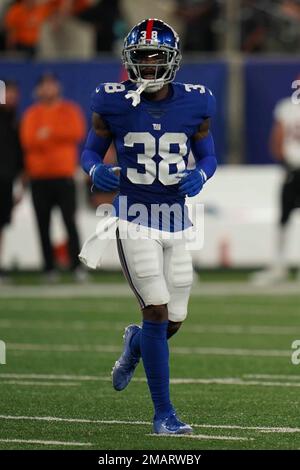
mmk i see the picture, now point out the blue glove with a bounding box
[178,169,206,197]
[89,163,120,192]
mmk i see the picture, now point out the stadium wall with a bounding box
[3,166,300,270]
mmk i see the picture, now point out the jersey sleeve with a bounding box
[90,83,109,116]
[204,87,216,119]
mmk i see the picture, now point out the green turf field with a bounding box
[0,292,300,450]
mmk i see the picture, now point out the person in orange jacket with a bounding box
[5,0,57,56]
[4,0,90,56]
[21,72,86,280]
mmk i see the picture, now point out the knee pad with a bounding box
[142,285,170,307]
[118,235,170,308]
[169,248,193,288]
[168,305,188,323]
[132,243,160,279]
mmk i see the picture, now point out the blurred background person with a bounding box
[252,90,300,284]
[241,0,270,53]
[121,0,183,41]
[20,72,87,281]
[0,0,12,52]
[240,0,300,54]
[174,0,219,52]
[38,0,96,59]
[4,0,58,57]
[0,80,24,282]
[74,0,120,54]
[277,0,300,52]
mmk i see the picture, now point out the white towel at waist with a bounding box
[78,216,118,269]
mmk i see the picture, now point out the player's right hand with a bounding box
[90,163,120,192]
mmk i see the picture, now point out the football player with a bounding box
[81,19,217,435]
[251,91,300,285]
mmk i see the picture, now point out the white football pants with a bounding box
[116,222,193,322]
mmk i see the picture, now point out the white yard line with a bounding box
[0,415,150,426]
[1,319,299,336]
[193,424,300,433]
[7,342,291,358]
[0,415,299,434]
[1,373,299,388]
[244,374,300,380]
[0,284,132,299]
[0,373,105,382]
[1,282,300,298]
[0,438,92,447]
[172,347,291,357]
[8,343,120,353]
[0,373,102,381]
[169,378,300,387]
[189,325,300,336]
[0,380,80,387]
[146,433,253,441]
[0,320,127,332]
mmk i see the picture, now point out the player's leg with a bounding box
[31,180,54,273]
[149,238,193,434]
[0,228,4,282]
[276,173,295,273]
[167,320,183,339]
[114,230,192,363]
[293,171,300,279]
[113,229,170,390]
[56,178,81,273]
[251,173,295,285]
[114,229,172,413]
[113,228,192,434]
[113,228,183,384]
[0,179,13,281]
[163,238,193,332]
[139,301,192,434]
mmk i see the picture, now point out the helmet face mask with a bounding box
[122,19,181,91]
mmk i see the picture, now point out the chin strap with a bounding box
[125,79,165,107]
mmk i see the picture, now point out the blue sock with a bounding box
[140,320,173,419]
[130,321,175,357]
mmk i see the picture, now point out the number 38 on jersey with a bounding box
[124,132,188,186]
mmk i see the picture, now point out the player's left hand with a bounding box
[178,169,205,197]
[90,163,120,192]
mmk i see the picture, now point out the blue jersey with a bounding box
[91,80,216,231]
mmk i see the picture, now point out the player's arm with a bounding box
[81,113,119,192]
[269,120,284,162]
[179,118,217,197]
[192,118,217,180]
